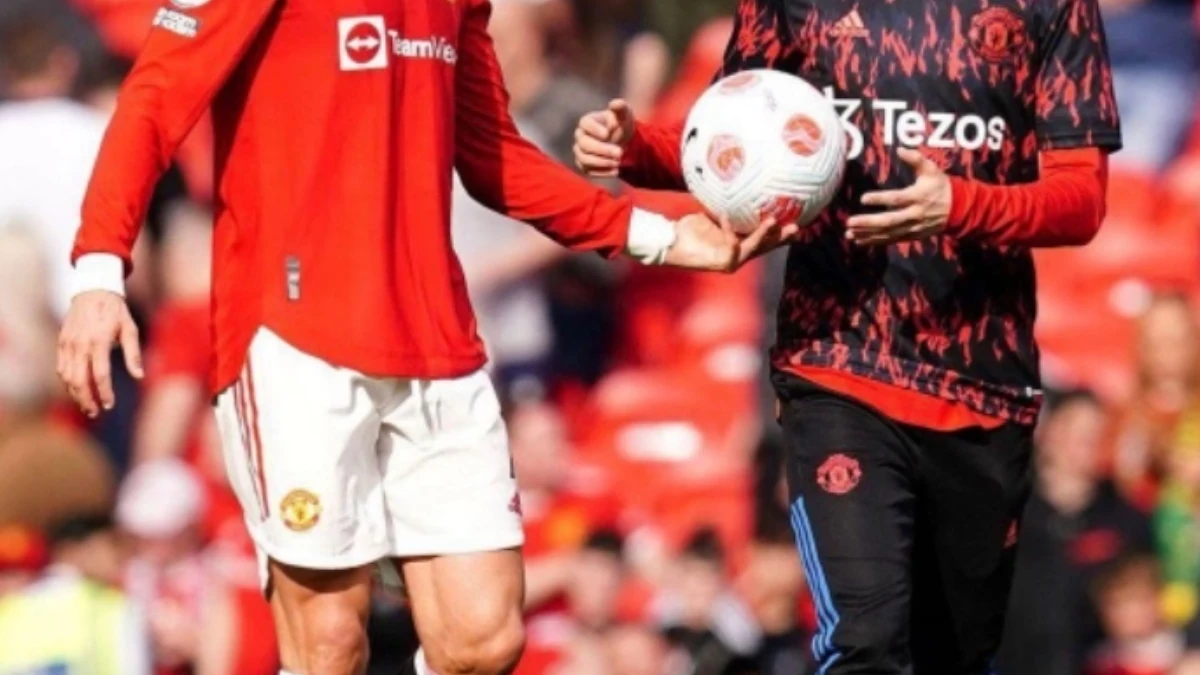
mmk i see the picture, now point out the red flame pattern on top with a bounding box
[719,0,1120,424]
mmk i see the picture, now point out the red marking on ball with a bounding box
[759,196,805,225]
[783,114,824,156]
[719,72,761,94]
[707,134,746,182]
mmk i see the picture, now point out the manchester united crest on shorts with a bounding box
[816,453,862,495]
[280,489,322,532]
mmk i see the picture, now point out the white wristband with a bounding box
[72,253,126,298]
[624,208,677,265]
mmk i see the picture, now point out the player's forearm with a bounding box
[945,148,1107,248]
[74,103,176,271]
[72,0,277,294]
[457,159,676,264]
[619,120,688,191]
[453,0,675,264]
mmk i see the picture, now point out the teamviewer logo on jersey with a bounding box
[338,16,388,71]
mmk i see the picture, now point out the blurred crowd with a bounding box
[0,0,1198,674]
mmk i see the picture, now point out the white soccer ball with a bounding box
[681,69,847,235]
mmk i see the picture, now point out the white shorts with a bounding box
[213,327,524,572]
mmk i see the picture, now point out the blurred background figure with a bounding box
[735,515,812,675]
[1086,556,1186,675]
[1110,294,1200,511]
[661,528,761,675]
[0,0,106,319]
[547,530,630,674]
[1000,390,1155,675]
[603,622,674,675]
[1099,0,1198,173]
[117,458,277,675]
[0,520,151,675]
[1156,408,1200,628]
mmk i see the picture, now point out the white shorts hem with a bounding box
[389,531,525,559]
[250,528,393,572]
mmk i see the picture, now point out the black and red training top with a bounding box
[622,0,1122,429]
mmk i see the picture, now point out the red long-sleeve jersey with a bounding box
[73,0,662,394]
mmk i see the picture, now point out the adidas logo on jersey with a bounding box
[828,9,869,39]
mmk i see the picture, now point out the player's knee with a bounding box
[427,609,525,675]
[303,606,369,674]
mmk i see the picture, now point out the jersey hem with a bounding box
[211,322,489,395]
[770,347,1041,426]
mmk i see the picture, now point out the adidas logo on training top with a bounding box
[828,9,869,39]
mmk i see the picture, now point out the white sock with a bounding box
[415,648,437,675]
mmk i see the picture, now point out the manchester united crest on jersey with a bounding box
[968,7,1028,64]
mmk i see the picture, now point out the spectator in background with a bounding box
[603,622,674,675]
[116,459,272,675]
[132,202,213,468]
[0,2,163,471]
[735,513,812,675]
[451,0,609,397]
[1099,0,1198,173]
[661,528,761,675]
[0,228,56,417]
[0,0,107,319]
[0,229,115,532]
[1156,408,1200,626]
[0,520,152,675]
[48,513,124,588]
[1179,655,1200,675]
[550,530,630,675]
[1086,556,1186,675]
[512,400,621,675]
[1000,390,1155,675]
[490,0,610,166]
[1110,293,1200,510]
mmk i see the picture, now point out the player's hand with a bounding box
[573,99,636,177]
[666,213,800,273]
[846,147,952,245]
[57,290,143,418]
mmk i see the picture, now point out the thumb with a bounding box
[608,98,632,121]
[119,316,144,379]
[608,99,634,134]
[897,146,935,174]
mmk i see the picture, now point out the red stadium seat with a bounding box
[572,364,759,530]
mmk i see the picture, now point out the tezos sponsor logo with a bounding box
[825,87,1008,159]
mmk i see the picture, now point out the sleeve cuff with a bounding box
[72,253,126,298]
[945,176,974,237]
[619,122,655,180]
[624,208,677,265]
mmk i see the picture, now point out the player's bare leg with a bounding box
[267,560,373,675]
[400,549,525,675]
